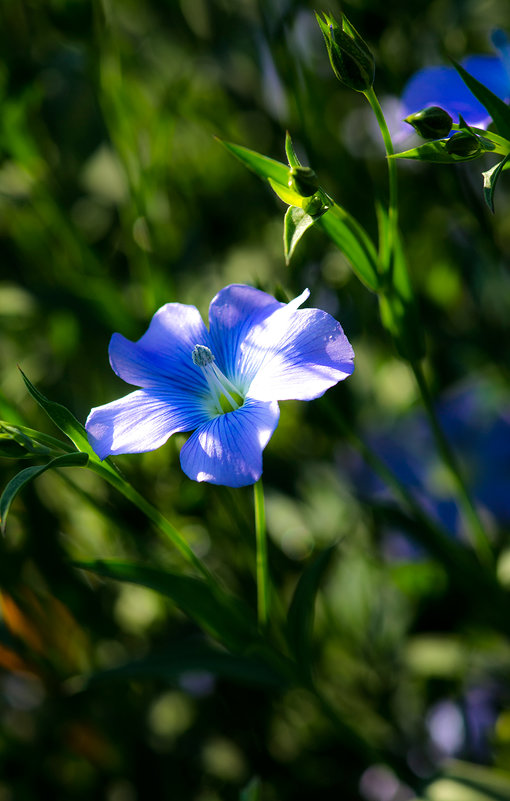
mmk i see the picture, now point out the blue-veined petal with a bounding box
[402,55,510,128]
[179,399,280,487]
[86,388,210,459]
[242,304,354,402]
[208,284,283,380]
[109,303,211,391]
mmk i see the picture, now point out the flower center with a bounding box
[192,344,244,415]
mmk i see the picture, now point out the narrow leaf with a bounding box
[286,546,336,679]
[219,138,380,291]
[19,370,96,457]
[75,560,258,651]
[482,154,510,212]
[317,203,380,291]
[284,206,316,264]
[378,227,425,362]
[268,178,306,208]
[0,421,69,459]
[285,131,300,167]
[217,139,290,185]
[1,452,89,531]
[392,139,484,163]
[453,60,510,140]
[86,641,287,689]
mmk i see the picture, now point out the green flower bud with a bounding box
[288,166,319,197]
[316,12,375,92]
[445,131,482,158]
[404,106,453,139]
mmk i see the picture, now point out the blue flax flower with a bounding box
[402,40,510,128]
[86,284,354,488]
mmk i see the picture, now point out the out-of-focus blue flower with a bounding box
[342,378,510,539]
[402,33,510,128]
[86,284,354,488]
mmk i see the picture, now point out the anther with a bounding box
[192,344,214,368]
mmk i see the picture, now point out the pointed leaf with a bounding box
[0,421,70,459]
[392,139,484,163]
[86,641,287,689]
[483,154,510,212]
[1,452,89,532]
[268,178,307,208]
[285,131,301,167]
[378,225,425,362]
[284,206,316,264]
[19,370,96,457]
[218,139,290,185]
[219,138,380,290]
[286,546,335,679]
[0,422,79,455]
[75,560,258,651]
[316,203,380,291]
[453,60,510,140]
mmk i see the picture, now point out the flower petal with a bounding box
[208,284,283,379]
[401,56,510,128]
[109,303,211,391]
[86,388,209,459]
[179,399,280,487]
[242,304,354,401]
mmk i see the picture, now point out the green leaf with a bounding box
[218,139,290,186]
[1,452,89,532]
[19,370,96,458]
[0,421,71,459]
[219,138,380,291]
[284,206,316,264]
[87,640,287,689]
[453,60,510,140]
[392,139,484,164]
[74,560,258,651]
[316,203,380,291]
[286,546,335,680]
[285,131,300,167]
[241,778,262,801]
[482,154,510,212]
[377,215,425,362]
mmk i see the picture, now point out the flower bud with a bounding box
[445,131,482,158]
[404,106,453,139]
[288,166,319,197]
[316,12,375,93]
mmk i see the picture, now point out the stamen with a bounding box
[192,344,244,414]
[192,344,214,367]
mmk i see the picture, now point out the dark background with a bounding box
[1,0,510,798]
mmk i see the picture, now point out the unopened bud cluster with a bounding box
[316,12,375,93]
[404,106,453,139]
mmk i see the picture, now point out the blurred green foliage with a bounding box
[2,0,510,799]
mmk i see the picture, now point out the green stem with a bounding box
[363,90,492,568]
[254,479,269,630]
[88,460,215,583]
[410,361,493,567]
[364,86,399,263]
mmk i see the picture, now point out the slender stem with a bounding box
[410,361,493,567]
[363,90,493,568]
[364,86,399,263]
[254,479,269,630]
